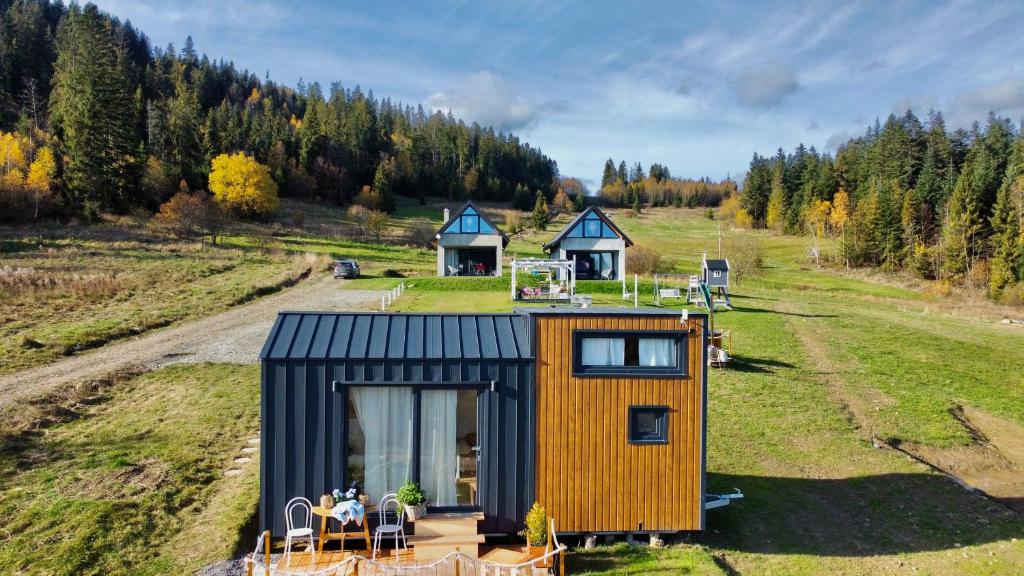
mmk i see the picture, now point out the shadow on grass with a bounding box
[732,305,837,319]
[728,355,796,374]
[702,472,1024,557]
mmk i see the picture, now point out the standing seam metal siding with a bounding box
[260,313,534,536]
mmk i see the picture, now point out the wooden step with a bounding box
[412,513,482,537]
[413,542,480,561]
[407,533,486,546]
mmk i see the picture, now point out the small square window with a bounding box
[713,270,722,278]
[628,406,669,444]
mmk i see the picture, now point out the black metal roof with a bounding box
[260,312,532,361]
[543,207,634,250]
[704,259,730,271]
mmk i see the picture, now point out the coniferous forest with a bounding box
[0,1,558,221]
[739,111,1024,300]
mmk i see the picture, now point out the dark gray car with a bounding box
[333,259,360,279]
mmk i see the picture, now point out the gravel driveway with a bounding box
[0,274,380,410]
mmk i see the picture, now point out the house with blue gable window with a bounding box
[543,207,632,280]
[435,201,509,276]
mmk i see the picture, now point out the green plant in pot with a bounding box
[396,481,427,521]
[521,501,549,558]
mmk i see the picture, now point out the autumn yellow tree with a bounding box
[734,208,754,229]
[209,152,279,217]
[829,190,851,267]
[0,131,58,221]
[805,199,832,267]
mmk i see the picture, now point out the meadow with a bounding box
[1,202,1023,575]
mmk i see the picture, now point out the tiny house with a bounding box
[435,201,508,276]
[544,207,632,281]
[259,307,712,537]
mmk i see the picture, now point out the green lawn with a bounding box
[0,363,260,576]
[4,205,1024,575]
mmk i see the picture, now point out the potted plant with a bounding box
[521,502,549,559]
[396,481,427,521]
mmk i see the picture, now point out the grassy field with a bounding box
[0,363,260,575]
[3,204,1023,575]
[0,219,323,375]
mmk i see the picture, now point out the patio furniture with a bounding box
[447,264,463,276]
[284,497,317,567]
[372,492,408,560]
[312,503,372,552]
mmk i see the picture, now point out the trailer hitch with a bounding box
[704,489,744,510]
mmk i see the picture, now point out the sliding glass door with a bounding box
[347,387,415,505]
[346,387,480,509]
[420,389,479,508]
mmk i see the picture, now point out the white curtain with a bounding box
[639,338,675,367]
[581,337,625,366]
[420,390,458,506]
[351,387,413,504]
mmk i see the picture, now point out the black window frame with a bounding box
[571,329,688,377]
[628,405,670,445]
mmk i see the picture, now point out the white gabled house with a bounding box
[435,201,508,276]
[543,207,632,280]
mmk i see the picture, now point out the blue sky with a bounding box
[95,0,1024,186]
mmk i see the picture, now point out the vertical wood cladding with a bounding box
[534,314,704,532]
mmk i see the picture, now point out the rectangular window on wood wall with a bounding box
[572,330,687,377]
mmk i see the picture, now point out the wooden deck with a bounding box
[265,546,542,574]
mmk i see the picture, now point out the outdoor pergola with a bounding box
[510,258,576,301]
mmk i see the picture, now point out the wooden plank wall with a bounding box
[534,315,703,532]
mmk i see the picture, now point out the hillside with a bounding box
[2,205,1023,575]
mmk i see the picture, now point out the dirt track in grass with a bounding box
[783,300,1024,516]
[0,274,379,412]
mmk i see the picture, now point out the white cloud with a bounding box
[426,71,566,132]
[732,63,799,108]
[953,77,1024,117]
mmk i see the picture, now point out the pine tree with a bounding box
[741,154,771,226]
[942,162,981,279]
[617,161,627,184]
[766,157,786,232]
[532,190,549,231]
[49,3,140,210]
[600,158,617,188]
[989,137,1024,294]
[373,158,396,213]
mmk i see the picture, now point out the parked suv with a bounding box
[333,259,360,279]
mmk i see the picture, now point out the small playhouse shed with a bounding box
[259,307,738,541]
[435,201,508,277]
[701,254,730,289]
[543,207,632,281]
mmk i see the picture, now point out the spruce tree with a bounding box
[49,3,139,210]
[601,158,617,189]
[532,190,549,231]
[617,160,628,184]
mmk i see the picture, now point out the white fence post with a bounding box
[634,274,639,308]
[381,293,386,311]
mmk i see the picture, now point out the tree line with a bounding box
[0,1,558,222]
[739,109,1024,301]
[598,157,736,210]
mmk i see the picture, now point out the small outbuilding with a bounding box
[701,254,730,289]
[543,207,632,281]
[435,201,508,277]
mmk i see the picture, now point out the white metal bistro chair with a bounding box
[283,496,317,567]
[372,492,408,560]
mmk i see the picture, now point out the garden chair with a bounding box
[372,492,408,560]
[283,497,316,567]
